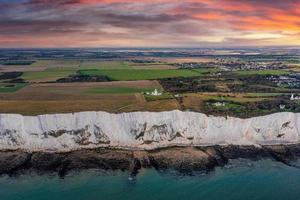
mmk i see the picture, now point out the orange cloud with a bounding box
[78,0,174,4]
[1,0,300,47]
[193,13,223,20]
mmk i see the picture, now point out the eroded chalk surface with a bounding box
[0,111,299,152]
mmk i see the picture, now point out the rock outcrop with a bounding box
[1,145,300,177]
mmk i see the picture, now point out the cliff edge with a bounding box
[0,110,299,152]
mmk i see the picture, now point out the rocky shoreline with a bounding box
[1,144,300,177]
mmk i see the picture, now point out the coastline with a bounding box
[1,144,300,177]
[1,110,300,176]
[1,110,300,152]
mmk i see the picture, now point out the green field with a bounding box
[213,102,243,110]
[87,87,157,94]
[144,93,174,101]
[0,83,27,93]
[191,68,220,74]
[235,69,288,76]
[79,61,132,69]
[22,69,76,82]
[79,69,202,81]
[245,93,286,97]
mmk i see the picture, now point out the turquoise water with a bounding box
[1,159,300,200]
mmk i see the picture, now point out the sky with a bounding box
[1,0,300,48]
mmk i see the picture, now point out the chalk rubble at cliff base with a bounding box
[1,145,300,176]
[0,110,300,152]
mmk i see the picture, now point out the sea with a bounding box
[1,159,300,200]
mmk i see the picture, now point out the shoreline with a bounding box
[2,110,300,177]
[1,144,300,177]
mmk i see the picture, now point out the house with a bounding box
[290,94,300,101]
[213,102,226,107]
[279,104,286,109]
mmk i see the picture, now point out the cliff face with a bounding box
[0,110,299,152]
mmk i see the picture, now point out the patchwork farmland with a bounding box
[0,49,299,117]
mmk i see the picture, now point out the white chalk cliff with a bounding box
[0,110,299,152]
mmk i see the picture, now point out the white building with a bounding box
[290,94,300,101]
[279,104,286,109]
[213,102,226,107]
[151,89,162,96]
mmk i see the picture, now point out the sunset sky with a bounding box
[1,0,300,48]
